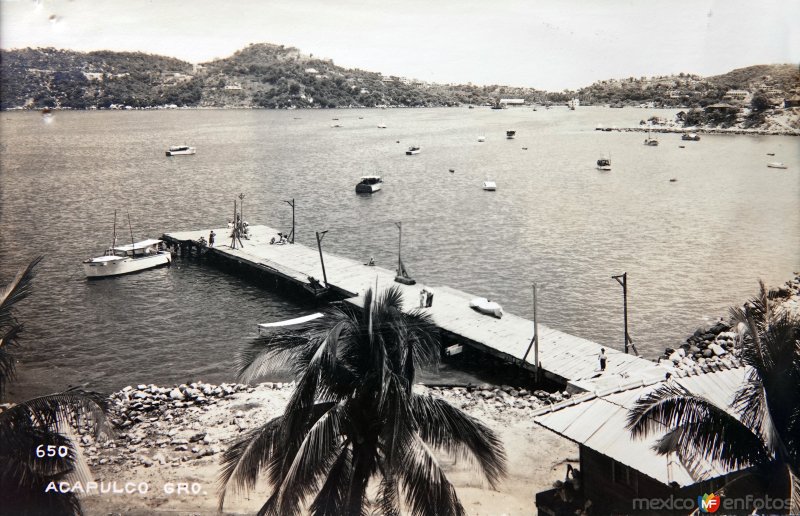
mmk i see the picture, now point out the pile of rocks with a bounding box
[660,274,800,373]
[107,381,253,429]
[79,381,291,469]
[423,384,572,413]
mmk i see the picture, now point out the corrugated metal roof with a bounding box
[534,367,748,487]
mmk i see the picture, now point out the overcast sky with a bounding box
[1,0,797,91]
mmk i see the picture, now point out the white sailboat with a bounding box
[83,212,172,278]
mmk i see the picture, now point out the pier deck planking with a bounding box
[163,225,673,391]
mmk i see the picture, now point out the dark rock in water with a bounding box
[693,328,705,338]
[665,347,675,355]
[710,322,729,334]
[702,333,716,341]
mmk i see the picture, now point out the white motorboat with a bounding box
[165,145,195,156]
[257,313,324,335]
[355,175,383,193]
[84,239,172,278]
[767,162,787,169]
[681,133,701,141]
[482,180,497,191]
[406,146,421,155]
[377,123,387,129]
[506,130,516,139]
[478,136,486,142]
[596,158,611,171]
[469,297,503,318]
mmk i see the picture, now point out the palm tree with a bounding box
[0,257,110,515]
[218,286,507,516]
[627,281,800,513]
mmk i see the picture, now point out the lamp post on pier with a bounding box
[284,199,295,243]
[315,230,329,287]
[522,283,541,382]
[612,272,637,355]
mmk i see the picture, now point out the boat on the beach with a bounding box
[506,130,516,139]
[596,158,611,171]
[406,146,421,155]
[767,162,787,169]
[482,180,497,191]
[165,145,195,156]
[681,133,701,141]
[355,175,383,193]
[470,297,503,318]
[84,239,171,278]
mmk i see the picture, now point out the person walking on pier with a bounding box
[426,289,434,307]
[209,230,216,247]
[598,348,607,371]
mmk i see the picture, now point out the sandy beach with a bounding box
[75,382,577,515]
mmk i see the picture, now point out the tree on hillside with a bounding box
[0,257,110,515]
[218,286,507,516]
[627,281,800,514]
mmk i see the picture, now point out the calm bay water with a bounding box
[1,107,798,400]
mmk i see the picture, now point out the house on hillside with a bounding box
[722,89,751,104]
[534,367,771,515]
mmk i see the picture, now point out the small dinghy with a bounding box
[470,297,503,318]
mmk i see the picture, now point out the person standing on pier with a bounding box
[426,289,434,307]
[209,230,216,247]
[598,348,607,371]
[419,289,427,308]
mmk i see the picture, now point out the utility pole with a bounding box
[316,230,328,287]
[612,272,636,355]
[522,283,540,382]
[284,199,295,243]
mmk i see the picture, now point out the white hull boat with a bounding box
[478,136,486,142]
[84,238,172,278]
[482,180,497,191]
[406,146,421,155]
[767,162,787,169]
[166,145,196,156]
[470,297,503,318]
[355,175,383,193]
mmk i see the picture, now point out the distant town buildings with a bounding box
[723,89,751,104]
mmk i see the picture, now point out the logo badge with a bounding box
[698,493,721,513]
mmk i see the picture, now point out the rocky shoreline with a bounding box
[610,126,799,137]
[658,274,800,372]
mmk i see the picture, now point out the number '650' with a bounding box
[36,445,69,458]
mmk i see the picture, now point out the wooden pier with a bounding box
[162,225,673,392]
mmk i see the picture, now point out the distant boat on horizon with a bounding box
[166,145,195,156]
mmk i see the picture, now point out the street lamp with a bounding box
[283,199,295,243]
[611,272,637,355]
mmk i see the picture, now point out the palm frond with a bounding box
[308,445,353,516]
[398,434,466,516]
[628,383,769,470]
[0,256,43,319]
[274,401,347,516]
[217,415,284,510]
[410,393,506,488]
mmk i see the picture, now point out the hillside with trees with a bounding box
[1,44,796,112]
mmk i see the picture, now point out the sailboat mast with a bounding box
[111,210,117,249]
[127,213,135,255]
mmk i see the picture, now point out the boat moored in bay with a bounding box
[355,175,383,193]
[596,158,611,171]
[165,145,196,156]
[406,146,421,155]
